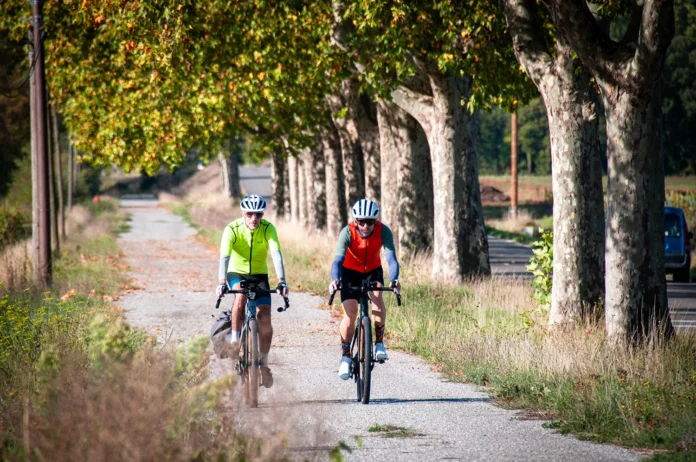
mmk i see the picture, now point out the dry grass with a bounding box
[0,239,32,292]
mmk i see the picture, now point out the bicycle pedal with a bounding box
[377,358,387,364]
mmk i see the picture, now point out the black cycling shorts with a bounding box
[340,266,384,303]
[226,273,271,305]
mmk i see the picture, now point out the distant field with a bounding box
[480,175,696,206]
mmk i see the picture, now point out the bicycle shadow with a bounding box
[262,397,490,408]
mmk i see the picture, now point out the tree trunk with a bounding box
[51,106,65,240]
[282,152,292,220]
[378,100,433,255]
[297,155,308,227]
[219,142,241,199]
[542,62,605,326]
[414,73,489,280]
[271,149,286,218]
[377,101,399,242]
[300,147,316,227]
[344,77,380,201]
[502,0,605,327]
[322,123,347,234]
[398,107,433,254]
[307,141,327,230]
[219,152,229,196]
[288,155,299,222]
[542,0,675,342]
[227,142,241,199]
[327,90,364,209]
[604,88,671,342]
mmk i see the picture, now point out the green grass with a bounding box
[367,424,423,438]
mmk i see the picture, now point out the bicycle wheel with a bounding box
[360,316,372,404]
[247,318,260,407]
[353,320,362,402]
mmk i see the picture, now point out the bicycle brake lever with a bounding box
[396,293,402,306]
[215,297,222,309]
[328,290,336,306]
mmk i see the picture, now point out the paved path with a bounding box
[117,198,641,461]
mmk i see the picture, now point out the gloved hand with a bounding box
[389,280,401,295]
[329,279,340,294]
[276,281,289,298]
[216,283,227,297]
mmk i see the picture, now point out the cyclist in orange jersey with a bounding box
[329,199,400,380]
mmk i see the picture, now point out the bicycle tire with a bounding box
[247,318,260,407]
[360,316,372,404]
[354,320,362,402]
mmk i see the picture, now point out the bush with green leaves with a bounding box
[526,229,553,312]
[666,190,696,232]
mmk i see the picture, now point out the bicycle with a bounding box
[216,281,290,408]
[329,279,401,404]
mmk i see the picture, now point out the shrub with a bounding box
[526,229,553,312]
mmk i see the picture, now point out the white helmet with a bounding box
[352,199,379,219]
[240,194,267,212]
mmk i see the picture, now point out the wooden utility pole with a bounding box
[32,0,51,287]
[29,30,40,285]
[67,142,73,211]
[510,112,519,219]
[48,103,58,252]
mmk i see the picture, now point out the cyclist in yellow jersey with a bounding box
[215,194,289,388]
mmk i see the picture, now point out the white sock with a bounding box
[225,330,241,343]
[259,353,269,367]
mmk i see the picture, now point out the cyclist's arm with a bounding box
[266,223,286,282]
[382,224,400,281]
[331,226,351,280]
[218,224,236,284]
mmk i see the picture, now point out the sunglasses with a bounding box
[356,219,376,226]
[245,212,264,218]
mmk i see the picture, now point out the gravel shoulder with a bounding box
[118,203,643,461]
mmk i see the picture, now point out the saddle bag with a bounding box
[210,310,232,359]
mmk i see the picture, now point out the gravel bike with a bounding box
[216,281,289,407]
[329,279,401,404]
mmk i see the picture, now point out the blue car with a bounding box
[665,207,693,283]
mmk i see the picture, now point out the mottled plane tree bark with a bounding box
[344,77,380,202]
[544,0,675,342]
[270,148,286,218]
[377,100,433,256]
[501,0,605,326]
[288,155,300,223]
[322,121,347,234]
[327,88,365,210]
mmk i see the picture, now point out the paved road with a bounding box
[118,198,641,461]
[238,166,696,332]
